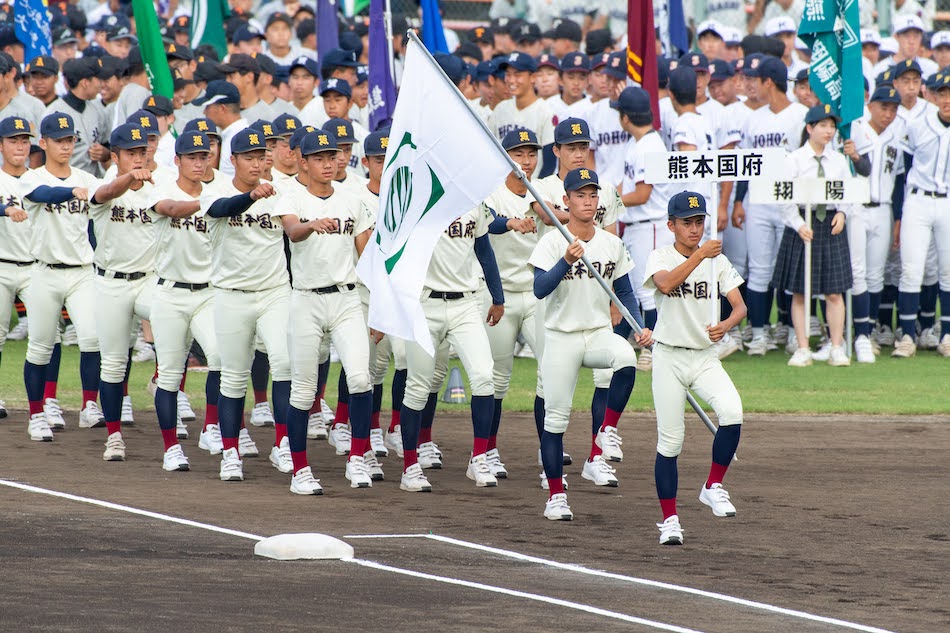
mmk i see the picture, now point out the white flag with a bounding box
[357,39,511,355]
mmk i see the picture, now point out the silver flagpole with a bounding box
[383,0,396,86]
[405,31,720,437]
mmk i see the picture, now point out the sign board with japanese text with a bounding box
[644,149,787,184]
[749,177,870,205]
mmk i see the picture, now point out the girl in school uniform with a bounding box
[772,104,854,367]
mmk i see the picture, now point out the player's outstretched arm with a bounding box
[651,240,722,295]
[0,204,27,222]
[533,259,571,299]
[92,169,153,204]
[153,200,201,218]
[206,191,260,218]
[25,186,84,205]
[474,235,505,309]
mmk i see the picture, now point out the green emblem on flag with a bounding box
[378,132,445,273]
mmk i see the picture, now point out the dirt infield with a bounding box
[0,408,947,632]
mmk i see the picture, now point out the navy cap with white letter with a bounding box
[668,191,708,218]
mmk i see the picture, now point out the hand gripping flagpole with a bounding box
[405,31,720,437]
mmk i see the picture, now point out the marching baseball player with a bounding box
[281,128,378,493]
[483,128,543,479]
[199,127,293,482]
[644,191,746,545]
[319,79,367,175]
[398,171,506,492]
[893,75,950,358]
[322,117,367,196]
[529,167,648,521]
[147,130,223,471]
[19,113,109,439]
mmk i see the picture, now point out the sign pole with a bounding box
[804,203,812,346]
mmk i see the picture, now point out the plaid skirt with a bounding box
[771,211,853,295]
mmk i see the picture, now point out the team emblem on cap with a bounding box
[750,58,760,68]
[248,133,260,145]
[508,53,518,62]
[168,45,176,53]
[692,55,699,65]
[336,125,348,137]
[327,79,338,89]
[58,117,68,129]
[131,129,142,140]
[688,196,700,209]
[263,124,273,135]
[139,116,151,127]
[579,169,590,180]
[14,118,24,130]
[148,97,156,106]
[197,120,208,130]
[305,126,316,133]
[318,134,329,146]
[295,56,308,64]
[192,134,203,146]
[611,56,620,67]
[36,58,44,66]
[380,136,389,148]
[571,123,582,135]
[474,27,485,38]
[824,104,831,113]
[519,130,529,141]
[284,119,296,129]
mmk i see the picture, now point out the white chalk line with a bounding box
[0,479,697,632]
[345,533,896,633]
[347,558,705,633]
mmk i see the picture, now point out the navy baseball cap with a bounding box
[563,168,601,192]
[319,77,352,97]
[323,118,355,145]
[230,127,268,153]
[554,117,593,144]
[657,56,671,87]
[26,55,58,75]
[434,53,466,83]
[869,85,901,103]
[273,113,302,137]
[499,51,537,73]
[553,19,583,42]
[741,53,765,76]
[110,123,149,149]
[175,131,211,154]
[875,68,895,88]
[249,119,281,140]
[128,110,160,136]
[668,191,708,218]
[668,66,698,99]
[40,112,75,138]
[232,23,264,44]
[611,86,651,115]
[165,43,194,61]
[470,25,493,44]
[893,58,922,77]
[709,59,734,82]
[301,129,340,156]
[502,127,541,150]
[536,53,560,71]
[289,55,320,77]
[513,21,541,43]
[591,52,610,70]
[192,80,240,106]
[603,52,627,79]
[184,117,220,138]
[474,60,494,82]
[356,64,368,84]
[322,47,360,68]
[678,52,710,72]
[805,103,841,124]
[756,56,788,84]
[0,117,33,139]
[364,129,389,156]
[143,94,174,116]
[62,58,99,84]
[794,67,809,83]
[560,51,590,73]
[289,125,317,151]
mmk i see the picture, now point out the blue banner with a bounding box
[667,0,689,56]
[317,0,340,63]
[368,0,397,131]
[14,0,51,60]
[420,0,448,54]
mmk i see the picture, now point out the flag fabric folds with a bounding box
[317,0,340,63]
[368,0,397,131]
[191,0,230,59]
[13,0,51,60]
[627,0,661,129]
[357,39,511,355]
[420,0,448,54]
[798,0,863,138]
[132,0,175,98]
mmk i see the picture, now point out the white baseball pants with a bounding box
[151,281,220,392]
[25,264,98,364]
[95,272,154,383]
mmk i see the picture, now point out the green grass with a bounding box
[1,338,947,415]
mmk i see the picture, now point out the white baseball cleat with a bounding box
[307,413,328,440]
[540,474,568,490]
[787,348,813,367]
[320,398,334,423]
[657,515,684,545]
[918,327,939,350]
[581,455,619,487]
[0,399,7,419]
[28,413,53,442]
[345,455,373,488]
[485,448,507,478]
[249,401,275,427]
[891,334,917,358]
[44,398,65,431]
[699,483,737,517]
[811,341,832,362]
[79,401,105,428]
[544,493,573,521]
[399,463,432,492]
[772,323,789,346]
[595,426,623,462]
[745,335,768,356]
[369,428,388,456]
[198,424,223,454]
[328,424,352,455]
[466,453,498,487]
[363,450,385,481]
[290,467,323,495]
[418,441,442,469]
[785,335,799,355]
[874,324,895,347]
[176,416,189,440]
[121,396,134,424]
[103,432,126,461]
[828,345,851,367]
[219,448,243,481]
[937,334,950,357]
[636,346,653,372]
[385,426,404,457]
[177,391,196,421]
[716,332,742,359]
[238,428,260,457]
[269,436,293,473]
[162,444,190,472]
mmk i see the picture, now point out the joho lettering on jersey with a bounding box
[596,130,630,147]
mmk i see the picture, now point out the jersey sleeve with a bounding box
[671,118,695,148]
[353,194,374,234]
[850,121,874,155]
[641,248,666,290]
[601,186,622,227]
[473,203,490,238]
[716,254,743,294]
[613,236,633,278]
[528,232,560,271]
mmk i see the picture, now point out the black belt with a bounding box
[864,202,881,208]
[309,283,355,294]
[911,187,948,198]
[429,291,465,300]
[159,278,210,291]
[47,263,84,269]
[0,258,34,267]
[623,218,658,226]
[96,266,148,280]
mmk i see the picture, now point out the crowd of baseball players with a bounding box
[0,0,948,545]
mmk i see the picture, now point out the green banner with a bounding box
[191,0,230,59]
[131,0,174,98]
[798,0,863,139]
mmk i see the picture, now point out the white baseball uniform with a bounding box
[0,169,34,353]
[588,98,632,188]
[488,97,556,175]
